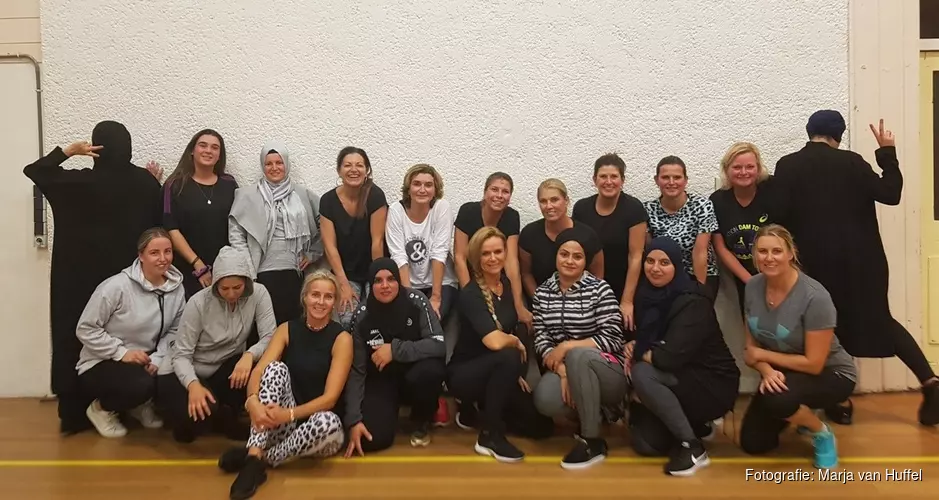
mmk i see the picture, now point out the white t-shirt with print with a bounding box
[386,199,458,289]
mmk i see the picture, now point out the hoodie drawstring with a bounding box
[156,291,165,337]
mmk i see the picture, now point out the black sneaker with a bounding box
[560,436,607,470]
[172,426,196,444]
[455,402,479,431]
[229,456,267,500]
[665,440,710,477]
[474,430,524,463]
[824,399,853,425]
[919,381,939,426]
[218,446,249,473]
[410,421,432,447]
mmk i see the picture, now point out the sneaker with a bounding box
[172,426,196,444]
[410,421,432,447]
[455,402,478,431]
[919,381,939,426]
[695,421,716,442]
[474,430,524,463]
[823,400,853,425]
[812,424,838,469]
[86,399,127,438]
[218,447,249,473]
[433,397,451,427]
[229,456,267,500]
[128,400,163,429]
[560,436,607,470]
[665,440,710,476]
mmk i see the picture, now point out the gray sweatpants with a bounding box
[629,361,696,442]
[533,347,627,438]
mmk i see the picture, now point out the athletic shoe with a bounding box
[812,423,838,469]
[665,440,710,476]
[560,436,607,470]
[474,430,524,463]
[919,381,939,426]
[433,397,450,427]
[455,401,479,430]
[410,421,432,447]
[86,399,127,438]
[127,400,163,429]
[229,456,267,500]
[218,447,249,473]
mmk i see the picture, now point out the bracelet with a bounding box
[289,408,295,422]
[193,265,211,278]
[244,394,258,410]
[190,255,200,266]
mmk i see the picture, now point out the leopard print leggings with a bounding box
[246,361,344,467]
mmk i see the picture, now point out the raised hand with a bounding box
[64,141,102,158]
[146,160,164,180]
[869,119,896,148]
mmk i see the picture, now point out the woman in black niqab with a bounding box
[23,120,163,435]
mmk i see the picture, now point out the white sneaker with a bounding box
[128,400,163,429]
[86,400,128,438]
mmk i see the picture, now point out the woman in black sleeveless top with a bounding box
[219,271,353,500]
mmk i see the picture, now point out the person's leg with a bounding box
[701,275,720,303]
[885,320,939,425]
[156,372,213,443]
[205,354,250,440]
[532,371,576,420]
[739,392,790,455]
[628,401,676,457]
[263,411,346,466]
[79,361,157,437]
[257,270,303,326]
[735,277,746,320]
[402,357,447,445]
[358,366,401,453]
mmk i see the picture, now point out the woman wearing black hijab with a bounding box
[343,258,448,455]
[23,120,163,435]
[625,237,739,477]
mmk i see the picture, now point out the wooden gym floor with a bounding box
[1,393,937,499]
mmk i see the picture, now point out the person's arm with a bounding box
[713,235,752,283]
[589,249,605,279]
[460,288,520,351]
[650,297,712,372]
[344,312,369,427]
[172,300,204,389]
[743,323,776,377]
[531,294,558,360]
[861,147,903,206]
[428,202,454,302]
[454,228,471,287]
[590,282,626,354]
[246,323,289,403]
[247,286,278,360]
[505,235,527,306]
[320,216,348,284]
[75,284,127,361]
[161,181,202,271]
[391,291,446,362]
[150,295,185,369]
[369,206,388,261]
[519,248,538,298]
[622,222,646,305]
[385,204,411,287]
[692,198,719,283]
[751,292,838,376]
[23,142,98,197]
[294,332,354,418]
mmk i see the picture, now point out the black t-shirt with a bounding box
[454,201,520,240]
[572,192,648,301]
[450,275,517,364]
[709,178,776,276]
[319,185,388,283]
[519,219,602,288]
[283,319,344,407]
[162,175,238,295]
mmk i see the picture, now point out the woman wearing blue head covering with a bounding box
[229,142,324,325]
[626,237,739,477]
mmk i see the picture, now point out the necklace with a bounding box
[195,182,215,205]
[306,320,329,331]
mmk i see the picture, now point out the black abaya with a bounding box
[772,142,904,358]
[23,121,162,433]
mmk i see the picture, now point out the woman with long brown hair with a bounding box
[161,129,238,298]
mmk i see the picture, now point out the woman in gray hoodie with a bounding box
[157,246,278,443]
[75,227,186,439]
[229,142,324,326]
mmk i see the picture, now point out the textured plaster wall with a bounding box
[38,0,848,393]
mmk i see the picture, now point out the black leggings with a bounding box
[156,354,247,437]
[79,361,156,412]
[257,269,303,326]
[359,358,447,452]
[447,349,553,439]
[740,369,855,455]
[888,321,936,384]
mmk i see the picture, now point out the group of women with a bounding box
[23,111,939,500]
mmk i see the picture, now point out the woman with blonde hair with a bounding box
[219,271,353,500]
[520,178,604,297]
[447,227,554,463]
[709,142,775,315]
[740,224,855,470]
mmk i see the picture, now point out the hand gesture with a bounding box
[64,141,102,158]
[759,370,788,394]
[229,353,253,389]
[344,422,373,458]
[146,160,163,180]
[371,344,393,371]
[188,382,216,421]
[248,398,275,431]
[869,119,896,148]
[121,350,151,365]
[621,301,635,331]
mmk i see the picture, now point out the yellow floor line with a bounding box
[1,455,938,467]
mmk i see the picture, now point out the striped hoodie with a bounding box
[532,271,627,365]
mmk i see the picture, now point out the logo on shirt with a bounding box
[405,237,428,265]
[367,329,384,347]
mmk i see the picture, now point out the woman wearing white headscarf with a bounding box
[229,142,324,325]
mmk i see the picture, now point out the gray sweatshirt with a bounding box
[75,259,186,375]
[171,246,277,389]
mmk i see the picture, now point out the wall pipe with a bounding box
[0,53,46,248]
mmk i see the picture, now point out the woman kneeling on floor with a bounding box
[447,227,555,463]
[343,258,448,456]
[158,246,277,443]
[625,237,740,476]
[220,271,353,500]
[739,224,856,469]
[76,227,186,438]
[531,225,628,470]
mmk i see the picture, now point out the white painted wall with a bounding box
[1,0,920,397]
